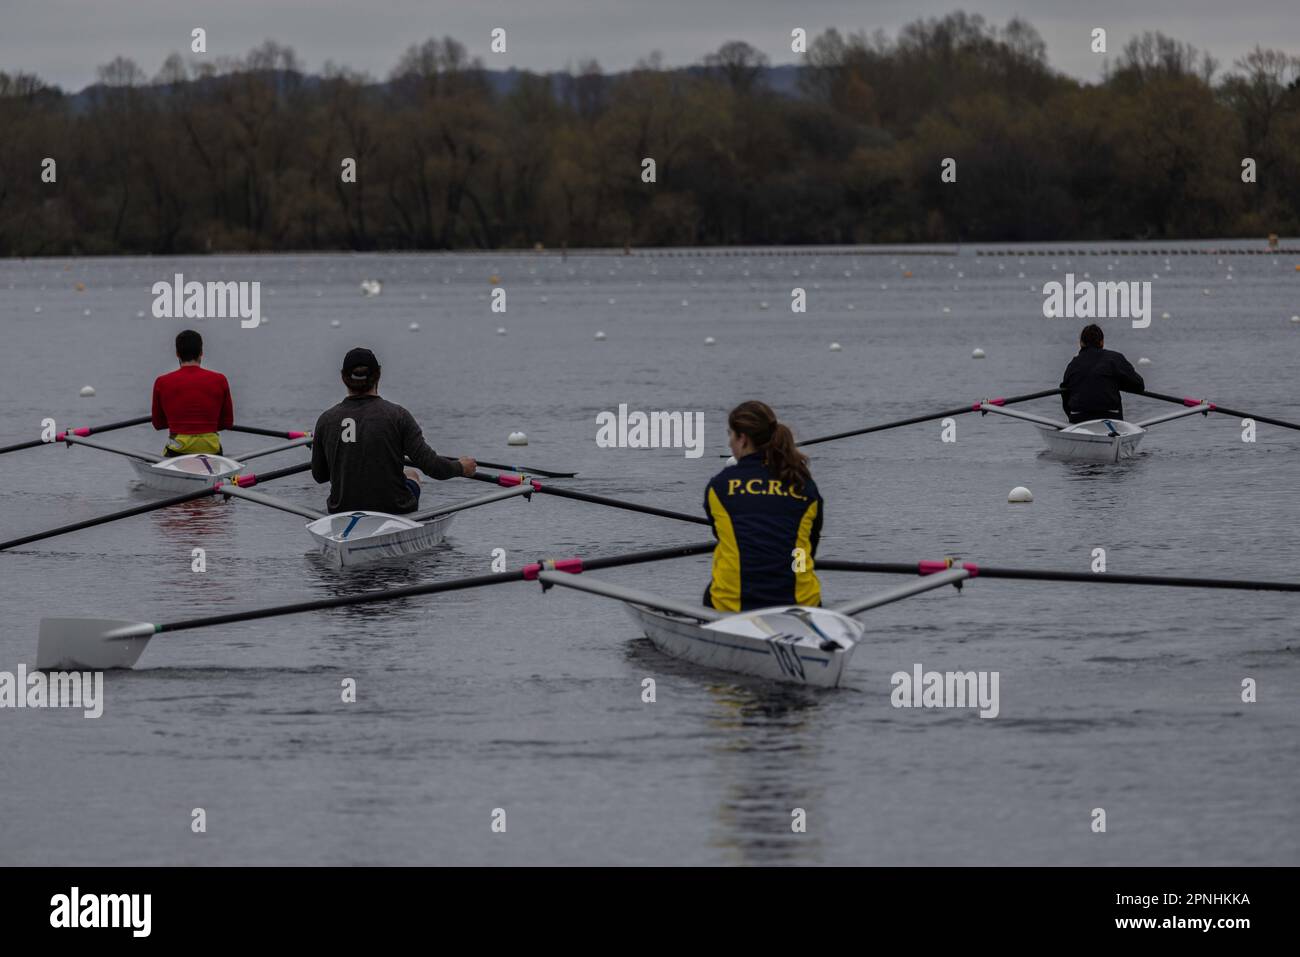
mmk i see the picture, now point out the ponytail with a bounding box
[727,400,812,493]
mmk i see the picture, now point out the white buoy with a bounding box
[972,347,986,358]
[1008,486,1033,503]
[135,310,145,318]
[594,330,607,341]
[408,322,420,331]
[828,342,842,352]
[1137,357,1152,366]
[497,327,507,336]
[942,306,951,313]
[33,306,41,314]
[507,431,528,446]
[1290,315,1300,324]
[704,336,716,345]
[79,385,95,397]
[1161,312,1171,320]
[330,319,341,328]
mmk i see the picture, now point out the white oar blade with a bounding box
[37,618,153,671]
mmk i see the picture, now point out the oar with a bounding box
[1139,390,1300,433]
[437,454,576,479]
[816,558,1300,592]
[60,433,163,463]
[796,388,1063,449]
[228,425,311,440]
[36,540,716,669]
[467,471,709,526]
[0,415,152,456]
[0,462,312,553]
[475,460,577,478]
[236,435,314,462]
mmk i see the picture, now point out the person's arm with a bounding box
[704,480,723,541]
[310,415,329,484]
[217,376,234,432]
[1059,365,1071,416]
[151,379,167,431]
[401,411,462,481]
[1113,354,1145,393]
[808,496,823,557]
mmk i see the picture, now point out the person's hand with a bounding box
[458,456,477,477]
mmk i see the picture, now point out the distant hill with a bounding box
[64,63,808,111]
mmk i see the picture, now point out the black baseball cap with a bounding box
[341,347,380,380]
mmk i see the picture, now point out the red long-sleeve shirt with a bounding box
[151,366,234,434]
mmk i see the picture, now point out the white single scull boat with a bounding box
[536,565,971,687]
[220,479,534,567]
[60,430,313,493]
[979,401,1212,464]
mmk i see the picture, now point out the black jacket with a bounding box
[1059,346,1145,422]
[311,394,461,514]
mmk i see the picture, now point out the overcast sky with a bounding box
[3,0,1298,90]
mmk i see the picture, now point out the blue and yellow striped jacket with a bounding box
[704,452,823,611]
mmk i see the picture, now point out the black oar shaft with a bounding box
[467,471,708,526]
[229,424,303,439]
[475,460,578,478]
[0,462,311,552]
[435,454,576,479]
[155,541,715,634]
[798,388,1062,448]
[816,559,1300,592]
[0,487,216,550]
[1140,390,1300,432]
[533,484,709,526]
[1,415,152,455]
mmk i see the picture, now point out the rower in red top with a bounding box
[151,330,234,457]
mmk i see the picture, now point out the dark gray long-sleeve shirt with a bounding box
[311,394,461,514]
[1059,346,1145,422]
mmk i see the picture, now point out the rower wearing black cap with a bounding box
[311,347,476,515]
[1059,324,1145,424]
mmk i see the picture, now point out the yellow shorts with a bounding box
[165,433,223,457]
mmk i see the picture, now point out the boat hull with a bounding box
[625,603,860,687]
[1038,419,1144,463]
[129,454,244,493]
[305,511,454,567]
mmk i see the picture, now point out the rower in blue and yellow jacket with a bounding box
[704,401,823,612]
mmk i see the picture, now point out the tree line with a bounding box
[1,12,1297,256]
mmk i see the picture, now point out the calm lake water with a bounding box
[1,241,1297,865]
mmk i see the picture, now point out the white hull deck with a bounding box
[305,510,455,567]
[129,453,245,493]
[624,602,861,687]
[1037,419,1145,463]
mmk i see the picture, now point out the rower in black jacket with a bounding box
[1059,324,1145,423]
